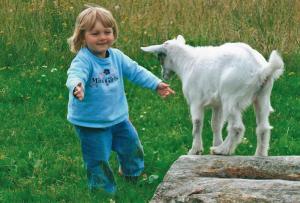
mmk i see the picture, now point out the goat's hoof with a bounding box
[254,152,268,156]
[188,149,203,155]
[210,146,229,155]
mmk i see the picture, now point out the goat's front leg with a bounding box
[211,106,224,147]
[188,104,204,155]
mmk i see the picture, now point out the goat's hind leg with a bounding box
[210,110,245,155]
[253,95,272,156]
[188,104,204,155]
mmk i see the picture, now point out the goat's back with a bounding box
[182,43,275,114]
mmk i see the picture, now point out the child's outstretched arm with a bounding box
[66,55,90,101]
[156,82,175,98]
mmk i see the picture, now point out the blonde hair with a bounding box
[68,4,119,53]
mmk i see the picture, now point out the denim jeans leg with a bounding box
[74,125,116,193]
[111,120,144,177]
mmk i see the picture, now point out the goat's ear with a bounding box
[141,45,164,53]
[177,35,186,44]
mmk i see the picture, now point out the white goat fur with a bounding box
[142,35,284,156]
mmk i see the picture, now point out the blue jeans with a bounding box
[74,119,144,194]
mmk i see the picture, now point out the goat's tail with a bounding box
[260,50,284,81]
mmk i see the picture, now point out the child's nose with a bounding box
[98,33,107,40]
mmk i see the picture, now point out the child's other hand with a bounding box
[73,83,84,101]
[156,82,175,98]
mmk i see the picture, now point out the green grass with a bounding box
[1,0,300,202]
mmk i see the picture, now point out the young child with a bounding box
[66,5,174,194]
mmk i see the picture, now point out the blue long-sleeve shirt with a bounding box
[66,47,161,128]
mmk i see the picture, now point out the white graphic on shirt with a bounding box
[90,66,119,87]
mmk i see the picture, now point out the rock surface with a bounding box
[150,155,300,203]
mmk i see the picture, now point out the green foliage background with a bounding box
[1,0,300,202]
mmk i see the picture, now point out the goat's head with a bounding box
[141,35,186,80]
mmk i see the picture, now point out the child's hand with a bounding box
[156,82,175,98]
[73,83,84,101]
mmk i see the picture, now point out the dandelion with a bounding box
[43,47,48,52]
[140,115,144,118]
[142,128,145,131]
[41,74,46,77]
[142,173,148,181]
[42,65,47,68]
[114,5,120,10]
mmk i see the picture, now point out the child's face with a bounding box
[84,21,115,58]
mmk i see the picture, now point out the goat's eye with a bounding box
[158,53,165,60]
[157,53,166,64]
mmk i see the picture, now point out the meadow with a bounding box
[1,0,300,202]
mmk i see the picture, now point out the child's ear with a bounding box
[81,34,86,45]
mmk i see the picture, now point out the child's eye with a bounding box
[104,31,112,34]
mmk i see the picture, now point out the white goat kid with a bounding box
[142,35,284,156]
